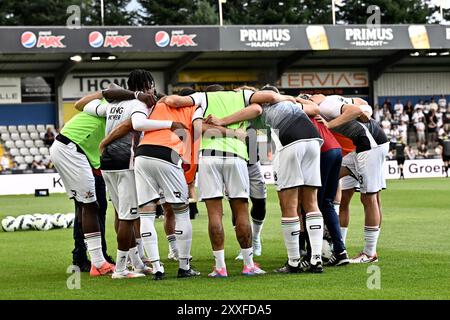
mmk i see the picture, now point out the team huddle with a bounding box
[49,69,388,280]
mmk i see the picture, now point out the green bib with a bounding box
[202,91,248,160]
[60,112,106,169]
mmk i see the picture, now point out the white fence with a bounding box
[0,159,447,196]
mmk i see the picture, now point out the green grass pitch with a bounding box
[1,178,449,300]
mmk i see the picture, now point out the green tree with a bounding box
[338,0,432,24]
[138,0,195,25]
[189,0,219,25]
[0,0,136,26]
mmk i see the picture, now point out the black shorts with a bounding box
[397,157,405,165]
[443,155,450,162]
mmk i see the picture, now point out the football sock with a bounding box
[363,226,380,257]
[115,249,128,273]
[341,227,348,244]
[135,238,145,260]
[281,217,301,267]
[166,234,178,256]
[174,207,192,271]
[140,211,163,272]
[84,232,106,268]
[213,249,226,269]
[252,218,264,242]
[306,211,324,264]
[129,246,145,270]
[241,247,254,268]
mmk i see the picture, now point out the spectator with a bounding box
[406,145,416,160]
[417,143,429,158]
[412,107,425,124]
[414,99,424,111]
[383,98,393,115]
[400,110,410,124]
[394,99,404,116]
[405,100,414,119]
[373,104,383,123]
[416,120,426,145]
[381,115,391,136]
[43,128,55,146]
[423,100,430,114]
[398,120,408,145]
[444,106,450,131]
[1,152,12,170]
[429,97,439,113]
[427,109,438,144]
[438,95,447,112]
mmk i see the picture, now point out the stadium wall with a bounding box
[0,103,56,125]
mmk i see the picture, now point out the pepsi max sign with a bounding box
[89,31,132,48]
[21,31,65,49]
[155,30,197,48]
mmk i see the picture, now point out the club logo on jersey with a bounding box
[21,31,66,49]
[89,31,132,48]
[345,27,394,47]
[155,30,197,48]
[240,28,291,48]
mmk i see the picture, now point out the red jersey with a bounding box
[309,117,341,153]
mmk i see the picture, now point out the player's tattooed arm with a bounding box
[250,91,296,105]
[159,95,194,108]
[74,91,102,111]
[325,104,364,129]
[201,122,247,142]
[295,97,320,116]
[204,103,263,127]
[99,119,133,154]
[102,89,157,108]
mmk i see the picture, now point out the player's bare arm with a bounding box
[74,91,103,111]
[202,122,247,142]
[103,89,157,109]
[295,97,320,116]
[324,104,365,129]
[250,90,296,105]
[99,119,133,153]
[159,95,194,108]
[204,103,263,127]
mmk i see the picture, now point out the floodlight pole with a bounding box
[101,0,105,26]
[218,0,224,26]
[441,0,444,19]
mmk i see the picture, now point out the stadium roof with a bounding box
[0,25,449,85]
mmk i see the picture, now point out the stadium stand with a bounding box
[0,124,56,171]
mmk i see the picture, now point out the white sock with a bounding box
[241,247,254,268]
[129,246,145,270]
[213,249,226,269]
[281,217,300,267]
[341,227,348,244]
[135,238,146,260]
[140,212,163,272]
[306,211,324,264]
[364,226,380,257]
[334,203,340,215]
[252,218,264,241]
[166,234,178,255]
[84,232,106,268]
[115,249,128,273]
[174,207,192,270]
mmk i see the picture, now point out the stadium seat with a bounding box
[18,125,27,133]
[20,132,30,140]
[5,141,15,149]
[34,140,44,147]
[24,155,34,163]
[10,133,20,141]
[20,148,30,156]
[34,155,43,162]
[27,125,37,132]
[39,147,49,155]
[30,132,39,140]
[29,147,39,156]
[0,126,7,133]
[1,133,11,141]
[18,163,28,170]
[36,124,46,132]
[39,132,45,139]
[14,156,25,164]
[9,148,19,156]
[8,125,18,133]
[25,140,34,148]
[15,140,25,148]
